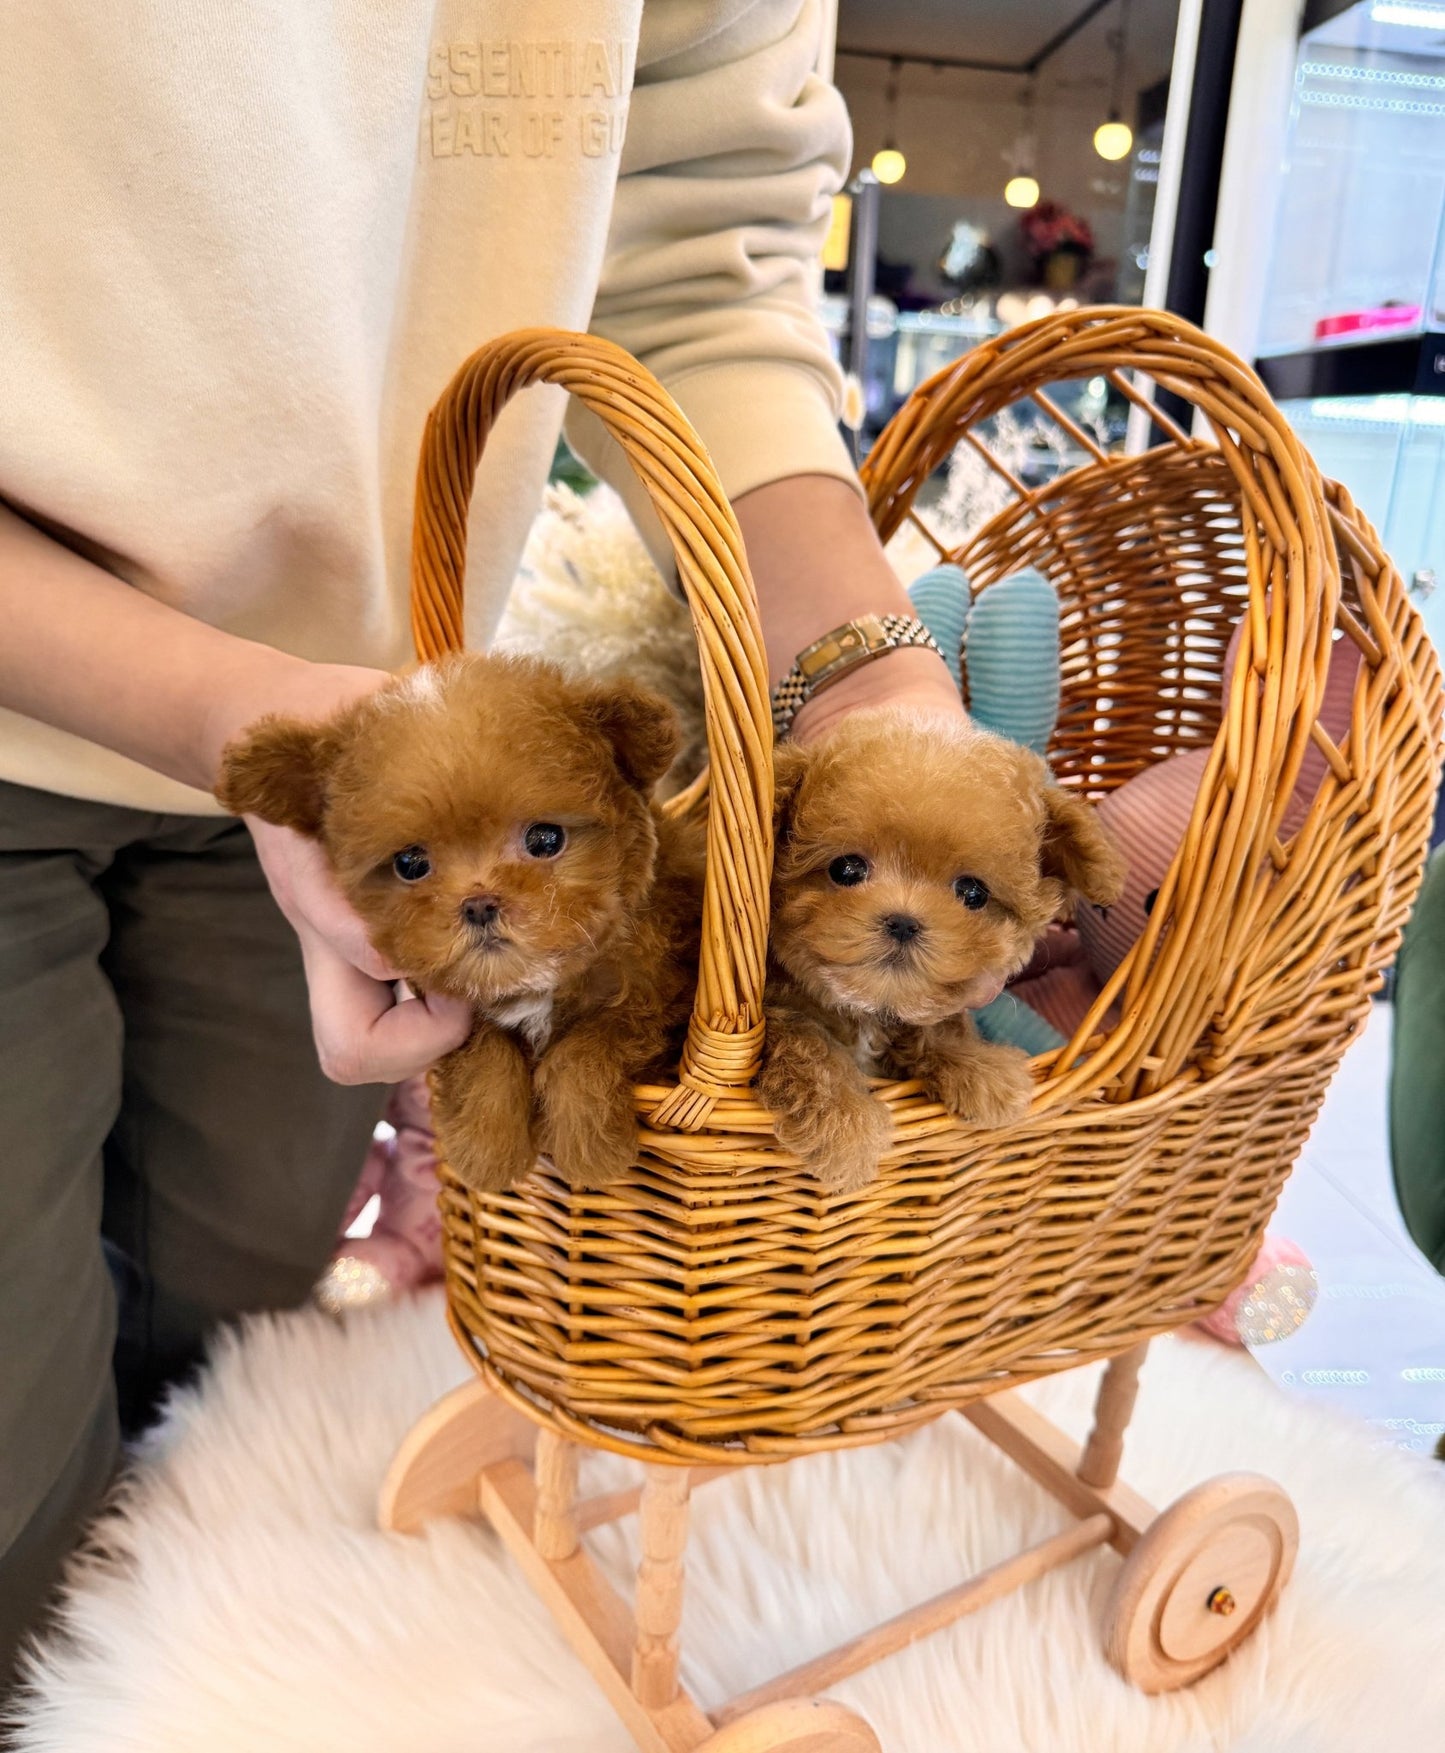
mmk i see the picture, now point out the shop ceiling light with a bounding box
[871,58,907,187]
[1005,76,1040,209]
[1371,1,1445,24]
[1095,0,1136,162]
[870,147,906,184]
[1094,116,1134,160]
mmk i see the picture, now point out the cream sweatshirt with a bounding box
[0,0,854,813]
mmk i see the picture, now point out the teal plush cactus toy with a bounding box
[963,569,1061,757]
[905,563,970,688]
[906,562,1061,756]
[907,559,1068,1054]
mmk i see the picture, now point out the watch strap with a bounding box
[770,613,945,738]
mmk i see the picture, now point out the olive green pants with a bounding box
[1391,847,1445,1275]
[0,781,381,1696]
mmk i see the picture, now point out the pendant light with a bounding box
[871,58,907,185]
[1094,0,1135,161]
[1004,78,1039,209]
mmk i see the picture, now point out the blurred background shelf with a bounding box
[1257,332,1445,401]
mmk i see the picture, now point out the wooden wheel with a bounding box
[696,1697,881,1753]
[378,1380,535,1533]
[1104,1473,1298,1693]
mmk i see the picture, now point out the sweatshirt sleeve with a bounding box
[562,0,860,573]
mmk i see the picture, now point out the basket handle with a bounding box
[410,329,773,1111]
[862,307,1342,1099]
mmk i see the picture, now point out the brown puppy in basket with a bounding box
[761,711,1125,1191]
[217,653,702,1193]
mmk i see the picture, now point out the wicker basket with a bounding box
[411,310,1442,1467]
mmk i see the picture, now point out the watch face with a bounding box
[799,617,891,680]
[800,627,856,678]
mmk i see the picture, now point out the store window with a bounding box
[1255,0,1445,650]
[824,0,1184,439]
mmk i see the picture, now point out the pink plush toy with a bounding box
[1072,744,1212,986]
[1006,925,1106,1040]
[1073,627,1367,1002]
[1074,626,1363,990]
[1194,1234,1319,1346]
[315,1076,444,1314]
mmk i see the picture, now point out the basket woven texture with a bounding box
[412,311,1442,1465]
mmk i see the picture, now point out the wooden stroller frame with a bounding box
[371,311,1441,1750]
[379,1344,1298,1751]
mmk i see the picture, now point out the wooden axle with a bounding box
[714,1512,1115,1727]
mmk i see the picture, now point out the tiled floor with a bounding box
[1254,1001,1445,1454]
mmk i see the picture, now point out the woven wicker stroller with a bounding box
[380,309,1442,1751]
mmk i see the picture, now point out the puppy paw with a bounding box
[760,1049,892,1193]
[931,1041,1035,1130]
[431,1031,537,1193]
[435,1115,536,1194]
[790,1091,893,1193]
[537,1064,639,1190]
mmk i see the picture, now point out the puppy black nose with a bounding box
[882,913,922,945]
[461,894,501,930]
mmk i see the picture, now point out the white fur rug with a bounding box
[13,1293,1445,1753]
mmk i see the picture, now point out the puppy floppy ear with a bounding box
[1041,785,1126,907]
[771,742,812,840]
[215,717,345,836]
[580,679,680,792]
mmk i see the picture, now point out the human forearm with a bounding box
[732,474,963,741]
[0,500,382,793]
[0,501,467,1082]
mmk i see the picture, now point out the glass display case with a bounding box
[1258,2,1445,366]
[1255,0,1445,651]
[1277,394,1445,602]
[890,310,999,405]
[817,296,1003,435]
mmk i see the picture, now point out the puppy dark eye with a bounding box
[828,854,870,887]
[392,846,431,883]
[523,822,567,859]
[954,875,990,910]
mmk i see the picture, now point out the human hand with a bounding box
[0,494,474,1085]
[218,660,474,1085]
[249,817,474,1084]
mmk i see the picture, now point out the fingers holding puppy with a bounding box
[215,654,701,1192]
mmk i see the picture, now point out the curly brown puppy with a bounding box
[761,711,1125,1191]
[216,653,702,1193]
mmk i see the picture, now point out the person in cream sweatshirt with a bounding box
[0,0,964,1684]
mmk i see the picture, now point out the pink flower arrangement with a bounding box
[1020,200,1095,264]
